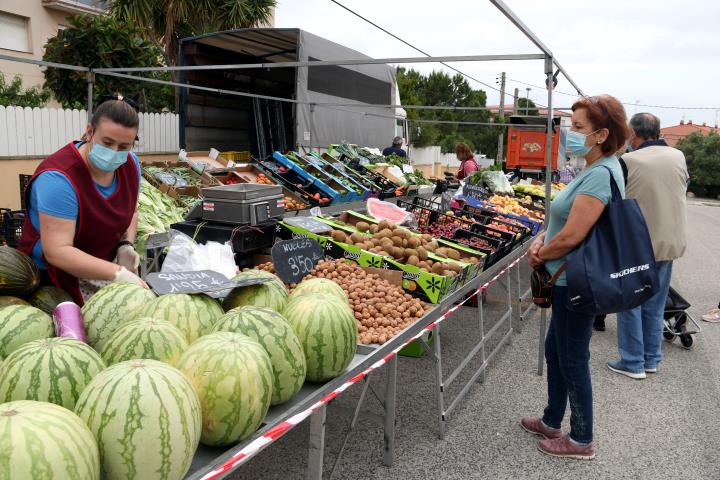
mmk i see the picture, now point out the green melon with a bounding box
[213,306,306,405]
[176,332,273,446]
[290,277,348,303]
[0,304,54,360]
[81,282,156,351]
[0,246,40,296]
[0,296,29,308]
[74,359,202,480]
[28,286,74,315]
[283,293,357,382]
[101,317,188,366]
[144,294,222,343]
[0,337,106,410]
[0,400,100,479]
[222,270,288,313]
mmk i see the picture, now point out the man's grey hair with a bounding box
[392,136,404,146]
[630,113,661,140]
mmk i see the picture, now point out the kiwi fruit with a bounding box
[447,249,461,260]
[331,230,347,243]
[377,220,390,230]
[447,262,462,273]
[356,221,370,232]
[407,255,420,266]
[391,236,403,247]
[416,246,428,260]
[418,261,429,270]
[378,228,393,238]
[350,232,366,244]
[392,246,405,259]
[369,224,379,233]
[431,262,444,274]
[435,247,448,258]
[407,236,421,249]
[404,248,418,259]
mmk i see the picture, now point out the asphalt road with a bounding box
[230,201,720,480]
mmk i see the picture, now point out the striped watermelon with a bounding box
[0,337,106,410]
[28,285,73,315]
[81,282,156,351]
[0,400,100,479]
[290,278,348,303]
[0,296,29,308]
[74,359,202,480]
[212,306,306,405]
[176,332,273,446]
[0,305,54,360]
[222,270,288,313]
[0,246,40,296]
[283,293,357,382]
[100,317,188,366]
[144,294,222,343]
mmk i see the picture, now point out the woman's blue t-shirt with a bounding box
[27,144,141,268]
[543,156,625,286]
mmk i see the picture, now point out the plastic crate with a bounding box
[1,209,25,248]
[19,174,32,212]
[170,220,277,255]
[397,199,474,237]
[448,228,504,268]
[254,159,323,207]
[469,223,515,258]
[221,151,251,162]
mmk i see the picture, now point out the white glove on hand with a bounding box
[114,266,148,288]
[115,244,141,275]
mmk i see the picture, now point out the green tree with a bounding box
[677,131,720,197]
[516,98,539,116]
[111,0,276,66]
[0,74,51,108]
[43,15,174,111]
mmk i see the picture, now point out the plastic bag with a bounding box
[481,170,514,195]
[161,231,237,280]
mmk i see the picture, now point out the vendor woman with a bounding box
[18,95,147,305]
[455,142,480,180]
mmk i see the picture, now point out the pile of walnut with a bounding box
[304,259,427,345]
[328,219,480,277]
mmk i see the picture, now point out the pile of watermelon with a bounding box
[0,250,359,478]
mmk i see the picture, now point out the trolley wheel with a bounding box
[680,334,693,348]
[663,331,675,341]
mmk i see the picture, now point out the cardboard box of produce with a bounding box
[221,165,308,211]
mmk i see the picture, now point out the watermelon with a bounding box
[290,278,348,303]
[222,269,288,312]
[144,294,222,343]
[0,246,40,296]
[0,400,100,480]
[212,306,306,405]
[101,317,188,366]
[81,282,156,351]
[0,337,106,410]
[74,359,202,480]
[0,305,54,360]
[283,293,357,382]
[28,285,74,315]
[176,332,273,446]
[0,296,29,308]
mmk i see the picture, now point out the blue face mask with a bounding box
[565,129,599,157]
[89,143,129,172]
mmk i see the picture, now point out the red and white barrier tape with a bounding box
[200,253,526,480]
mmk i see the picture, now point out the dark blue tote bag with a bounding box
[566,166,659,315]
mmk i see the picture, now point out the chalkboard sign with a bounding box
[271,238,324,283]
[284,216,333,234]
[145,270,271,296]
[463,183,490,200]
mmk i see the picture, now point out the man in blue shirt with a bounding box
[382,136,407,158]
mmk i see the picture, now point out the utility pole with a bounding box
[525,87,531,115]
[512,87,519,115]
[496,72,506,165]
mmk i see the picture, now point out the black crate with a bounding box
[1,210,25,248]
[397,199,474,237]
[19,175,32,212]
[254,158,323,206]
[170,220,277,255]
[469,223,515,258]
[447,228,506,268]
[458,206,530,242]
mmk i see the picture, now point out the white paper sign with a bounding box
[402,164,414,174]
[209,148,220,160]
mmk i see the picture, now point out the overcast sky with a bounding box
[276,0,720,128]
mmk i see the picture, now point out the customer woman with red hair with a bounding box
[455,143,479,180]
[521,95,629,459]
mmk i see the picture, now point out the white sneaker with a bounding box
[607,361,646,380]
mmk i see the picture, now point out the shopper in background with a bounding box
[523,95,628,460]
[608,112,689,379]
[559,161,577,184]
[455,143,480,180]
[382,136,407,158]
[702,301,720,322]
[18,95,147,305]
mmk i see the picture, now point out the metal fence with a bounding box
[0,105,179,157]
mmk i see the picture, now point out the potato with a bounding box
[447,249,461,260]
[369,224,379,233]
[350,232,367,244]
[416,246,428,260]
[391,236,403,247]
[331,230,347,243]
[407,255,420,266]
[407,236,421,249]
[356,221,370,232]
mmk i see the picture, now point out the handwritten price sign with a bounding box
[145,270,270,296]
[271,238,324,283]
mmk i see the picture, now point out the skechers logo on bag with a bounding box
[609,264,650,279]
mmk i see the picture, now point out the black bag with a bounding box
[566,166,659,315]
[531,265,566,308]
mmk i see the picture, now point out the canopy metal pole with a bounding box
[86,72,94,117]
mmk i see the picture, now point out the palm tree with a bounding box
[111,0,276,67]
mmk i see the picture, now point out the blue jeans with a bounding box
[615,261,673,373]
[542,286,595,444]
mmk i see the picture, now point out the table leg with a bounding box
[307,404,327,480]
[383,355,398,467]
